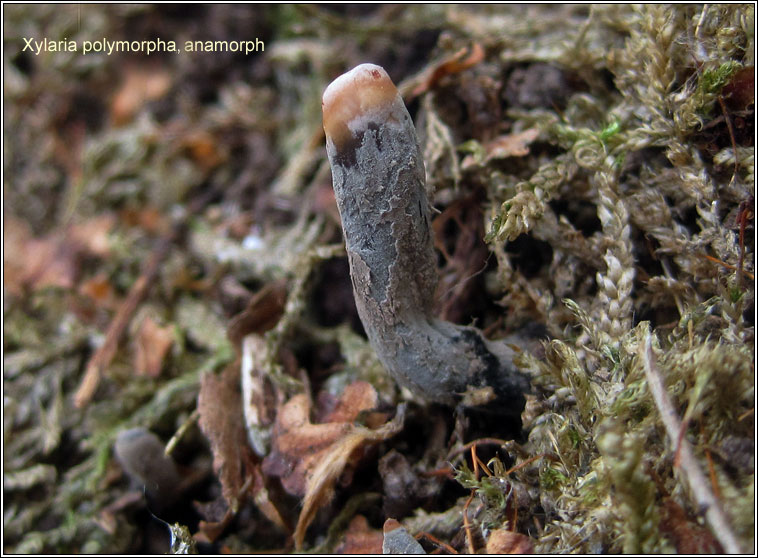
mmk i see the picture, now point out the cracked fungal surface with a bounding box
[323,63,529,412]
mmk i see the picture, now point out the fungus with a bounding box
[322,63,529,413]
[114,427,181,507]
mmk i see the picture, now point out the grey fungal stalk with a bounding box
[322,63,528,413]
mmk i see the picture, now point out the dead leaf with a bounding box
[659,497,722,554]
[197,362,255,513]
[249,462,290,533]
[323,380,382,424]
[335,515,384,554]
[67,215,115,257]
[197,357,288,536]
[408,43,486,99]
[484,128,540,159]
[461,128,540,169]
[293,402,405,549]
[181,131,225,171]
[119,206,172,236]
[227,279,288,348]
[3,227,75,294]
[133,315,174,377]
[79,273,118,310]
[195,507,234,545]
[261,382,405,549]
[3,215,115,296]
[111,64,172,125]
[722,66,754,111]
[262,392,354,497]
[485,528,534,554]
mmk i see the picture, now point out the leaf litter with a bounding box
[3,4,753,554]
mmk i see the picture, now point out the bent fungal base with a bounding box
[323,63,529,413]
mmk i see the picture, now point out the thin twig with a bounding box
[74,235,174,408]
[736,199,752,289]
[717,95,740,187]
[640,332,742,553]
[462,492,476,555]
[447,438,524,460]
[699,421,721,501]
[414,532,458,554]
[74,192,214,409]
[698,253,754,281]
[504,453,555,476]
[471,445,493,478]
[165,409,199,457]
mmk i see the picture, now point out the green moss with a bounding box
[541,467,569,490]
[4,3,753,554]
[699,61,743,96]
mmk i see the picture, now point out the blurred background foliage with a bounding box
[3,4,754,553]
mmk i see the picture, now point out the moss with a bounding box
[3,4,752,554]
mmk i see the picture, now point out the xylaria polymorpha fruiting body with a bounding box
[322,63,528,413]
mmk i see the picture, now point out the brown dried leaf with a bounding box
[3,215,115,296]
[409,43,486,99]
[335,515,384,554]
[227,279,288,348]
[195,507,234,545]
[249,462,290,533]
[67,215,115,257]
[484,128,540,159]
[722,66,754,111]
[119,206,172,236]
[261,382,404,549]
[295,407,406,549]
[79,272,118,310]
[3,219,74,295]
[133,315,174,378]
[197,362,254,512]
[181,130,225,171]
[461,129,540,169]
[262,392,358,497]
[323,381,381,424]
[659,497,722,554]
[111,64,172,126]
[485,528,534,554]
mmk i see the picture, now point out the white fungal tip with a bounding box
[322,63,401,150]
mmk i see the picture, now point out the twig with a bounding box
[74,191,215,409]
[447,438,527,460]
[699,421,721,501]
[74,235,174,408]
[414,532,458,554]
[717,95,740,187]
[698,253,754,281]
[462,492,476,555]
[165,409,199,457]
[471,444,493,478]
[736,199,752,289]
[639,332,742,553]
[504,453,555,475]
